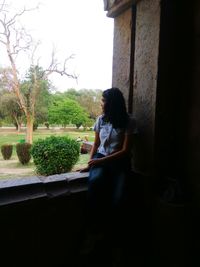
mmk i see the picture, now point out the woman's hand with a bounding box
[79,165,90,173]
[88,157,104,167]
[79,158,103,172]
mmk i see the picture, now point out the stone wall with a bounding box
[0,172,88,266]
[132,0,160,174]
[106,0,160,175]
[104,1,195,265]
[112,8,132,106]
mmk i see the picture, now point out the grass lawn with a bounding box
[0,127,93,179]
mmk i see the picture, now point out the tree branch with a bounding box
[44,51,77,80]
[0,0,7,12]
[7,5,39,29]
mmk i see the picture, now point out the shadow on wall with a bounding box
[132,132,154,175]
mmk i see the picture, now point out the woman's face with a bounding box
[101,97,106,113]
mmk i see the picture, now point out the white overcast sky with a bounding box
[1,0,114,91]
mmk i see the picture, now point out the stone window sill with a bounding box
[0,171,89,206]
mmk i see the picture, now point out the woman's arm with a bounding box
[88,133,133,167]
[79,131,100,172]
[89,131,100,160]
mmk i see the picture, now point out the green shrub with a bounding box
[31,136,80,176]
[1,144,13,160]
[16,143,32,165]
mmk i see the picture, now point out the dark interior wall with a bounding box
[155,0,193,183]
[187,1,200,202]
[152,2,194,265]
[0,192,87,267]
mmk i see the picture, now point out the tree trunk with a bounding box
[17,122,22,133]
[14,116,22,132]
[26,113,33,144]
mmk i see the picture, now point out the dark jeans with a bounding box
[87,153,130,233]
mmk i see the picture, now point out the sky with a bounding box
[0,0,114,91]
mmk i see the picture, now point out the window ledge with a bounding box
[0,172,89,206]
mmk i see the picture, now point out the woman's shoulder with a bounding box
[97,114,104,120]
[95,115,104,124]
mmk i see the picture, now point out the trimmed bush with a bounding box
[16,143,32,165]
[31,136,80,176]
[1,144,13,160]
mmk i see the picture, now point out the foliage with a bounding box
[0,2,76,143]
[1,144,13,160]
[82,118,95,129]
[44,122,49,129]
[0,128,93,179]
[21,66,52,122]
[48,97,90,128]
[63,88,102,119]
[16,143,32,165]
[63,88,81,100]
[33,121,38,131]
[0,90,24,129]
[19,139,25,144]
[0,128,94,152]
[0,66,52,131]
[31,136,80,176]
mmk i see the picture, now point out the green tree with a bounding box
[63,88,81,100]
[64,88,102,119]
[0,2,77,143]
[0,66,51,130]
[48,97,90,128]
[0,90,24,131]
[21,66,52,130]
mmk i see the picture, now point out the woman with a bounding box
[81,87,137,235]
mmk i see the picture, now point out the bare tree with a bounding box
[0,1,77,143]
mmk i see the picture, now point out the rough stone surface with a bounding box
[0,176,42,189]
[112,8,132,106]
[132,0,160,173]
[0,172,89,206]
[43,171,88,183]
[111,0,160,174]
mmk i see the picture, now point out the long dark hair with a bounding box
[102,87,128,129]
